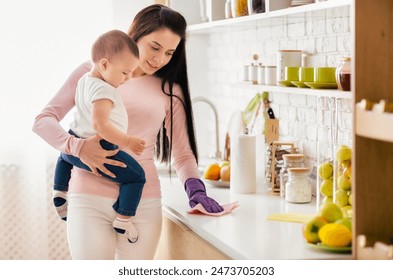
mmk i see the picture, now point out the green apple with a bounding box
[320,179,333,197]
[318,202,343,223]
[335,218,352,232]
[341,205,352,218]
[318,161,333,180]
[219,161,230,168]
[348,193,353,205]
[303,216,328,244]
[322,196,333,205]
[341,160,351,168]
[343,165,352,184]
[336,145,352,163]
[335,189,349,207]
[338,174,351,191]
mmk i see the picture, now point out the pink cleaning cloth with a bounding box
[187,201,239,216]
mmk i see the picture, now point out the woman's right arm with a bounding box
[32,61,123,177]
[32,62,90,156]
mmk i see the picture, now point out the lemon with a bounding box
[318,223,352,247]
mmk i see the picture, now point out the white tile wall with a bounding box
[192,7,353,167]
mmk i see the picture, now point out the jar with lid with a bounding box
[247,0,265,15]
[335,57,351,91]
[279,154,306,199]
[248,63,258,84]
[231,0,248,17]
[225,0,232,18]
[285,167,312,203]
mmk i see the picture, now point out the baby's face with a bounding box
[103,51,138,88]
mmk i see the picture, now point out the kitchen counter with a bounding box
[160,176,353,260]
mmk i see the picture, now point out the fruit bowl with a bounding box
[306,242,352,253]
[203,179,230,188]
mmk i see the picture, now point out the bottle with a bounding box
[285,167,312,203]
[279,154,306,198]
[336,57,351,91]
[231,0,248,17]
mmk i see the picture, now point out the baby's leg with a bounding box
[53,156,74,221]
[100,147,146,243]
[113,214,138,243]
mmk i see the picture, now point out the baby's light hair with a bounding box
[91,29,139,63]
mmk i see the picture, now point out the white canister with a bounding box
[248,63,258,84]
[265,66,277,85]
[257,64,265,84]
[243,65,250,81]
[276,50,302,82]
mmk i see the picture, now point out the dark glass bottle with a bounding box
[336,57,351,91]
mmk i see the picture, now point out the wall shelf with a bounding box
[187,0,351,34]
[355,106,393,143]
[234,82,353,99]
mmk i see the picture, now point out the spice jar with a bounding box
[336,57,351,91]
[247,0,265,15]
[285,167,312,203]
[225,0,232,18]
[279,154,306,199]
[231,0,248,17]
[257,63,265,84]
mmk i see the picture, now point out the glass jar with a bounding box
[316,141,334,211]
[225,0,232,18]
[247,0,265,15]
[333,143,353,218]
[285,167,312,203]
[231,0,248,17]
[335,57,351,91]
[279,154,306,198]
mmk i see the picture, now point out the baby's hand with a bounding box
[127,137,146,156]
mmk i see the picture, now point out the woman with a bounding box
[32,4,223,260]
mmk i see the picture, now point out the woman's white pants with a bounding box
[67,193,162,260]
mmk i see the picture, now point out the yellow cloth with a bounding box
[267,213,314,223]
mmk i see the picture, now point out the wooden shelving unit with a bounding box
[356,106,393,143]
[353,0,393,259]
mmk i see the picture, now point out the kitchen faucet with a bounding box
[191,96,222,160]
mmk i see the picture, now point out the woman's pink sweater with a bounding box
[32,61,199,199]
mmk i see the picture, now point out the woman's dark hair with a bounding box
[127,4,198,165]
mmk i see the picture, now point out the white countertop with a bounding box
[160,176,352,260]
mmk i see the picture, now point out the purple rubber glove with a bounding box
[185,178,224,213]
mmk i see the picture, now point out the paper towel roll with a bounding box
[230,133,256,194]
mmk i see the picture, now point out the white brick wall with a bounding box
[191,7,353,167]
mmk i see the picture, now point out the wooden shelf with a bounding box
[187,0,351,34]
[234,82,353,99]
[356,106,393,143]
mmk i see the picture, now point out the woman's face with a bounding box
[134,28,181,76]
